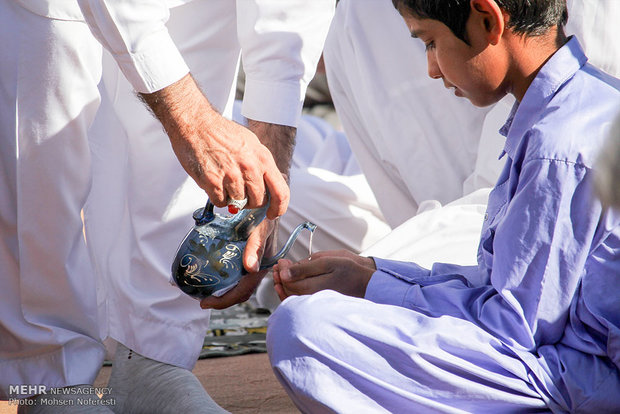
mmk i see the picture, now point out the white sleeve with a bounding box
[78,0,189,93]
[237,0,335,128]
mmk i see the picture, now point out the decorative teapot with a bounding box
[171,199,316,299]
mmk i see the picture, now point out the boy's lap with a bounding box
[269,290,548,409]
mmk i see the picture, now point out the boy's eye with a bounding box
[425,41,435,51]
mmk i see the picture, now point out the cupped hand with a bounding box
[272,250,376,300]
[304,249,376,270]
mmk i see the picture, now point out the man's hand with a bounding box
[139,74,289,219]
[272,250,377,300]
[197,121,295,309]
[200,119,296,309]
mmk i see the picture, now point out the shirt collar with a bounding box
[498,36,588,159]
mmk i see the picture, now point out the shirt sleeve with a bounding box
[78,0,189,93]
[237,0,335,127]
[366,156,602,351]
[366,258,491,314]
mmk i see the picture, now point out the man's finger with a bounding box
[199,269,267,310]
[263,168,289,219]
[242,174,265,210]
[243,220,274,272]
[223,172,245,200]
[205,181,227,207]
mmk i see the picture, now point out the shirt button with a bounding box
[484,212,489,221]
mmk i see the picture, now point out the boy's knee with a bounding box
[267,291,343,361]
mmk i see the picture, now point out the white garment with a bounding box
[0,0,333,399]
[236,105,392,310]
[78,0,334,127]
[363,188,491,267]
[0,0,105,398]
[323,0,500,229]
[252,107,392,262]
[564,0,620,78]
[87,0,333,370]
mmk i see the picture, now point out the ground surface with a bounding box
[0,353,297,414]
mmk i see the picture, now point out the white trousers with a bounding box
[0,0,105,398]
[87,0,241,370]
[0,0,243,397]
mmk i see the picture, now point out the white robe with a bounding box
[0,0,333,398]
[86,0,333,370]
[0,0,106,397]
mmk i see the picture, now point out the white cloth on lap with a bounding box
[363,188,491,267]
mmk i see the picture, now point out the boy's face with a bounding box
[401,10,509,107]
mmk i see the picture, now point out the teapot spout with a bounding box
[260,221,317,269]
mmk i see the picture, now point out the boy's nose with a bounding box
[426,52,442,79]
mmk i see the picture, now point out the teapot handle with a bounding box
[259,221,317,269]
[193,200,215,225]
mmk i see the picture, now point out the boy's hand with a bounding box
[273,251,376,300]
[305,249,376,270]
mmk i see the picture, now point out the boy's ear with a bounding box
[470,0,505,45]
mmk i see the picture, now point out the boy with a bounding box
[266,0,620,412]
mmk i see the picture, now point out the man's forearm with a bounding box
[137,74,217,179]
[138,75,296,182]
[134,73,290,216]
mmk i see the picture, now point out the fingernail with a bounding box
[281,267,290,280]
[247,255,259,272]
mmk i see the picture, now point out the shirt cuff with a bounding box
[241,78,307,128]
[364,258,430,306]
[114,30,189,94]
[365,270,412,306]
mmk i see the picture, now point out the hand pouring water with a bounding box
[171,198,316,299]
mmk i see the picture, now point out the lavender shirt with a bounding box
[365,37,620,411]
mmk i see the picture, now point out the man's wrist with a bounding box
[247,119,296,177]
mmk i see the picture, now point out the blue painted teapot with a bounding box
[171,199,316,299]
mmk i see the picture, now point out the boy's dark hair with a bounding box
[392,0,568,44]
